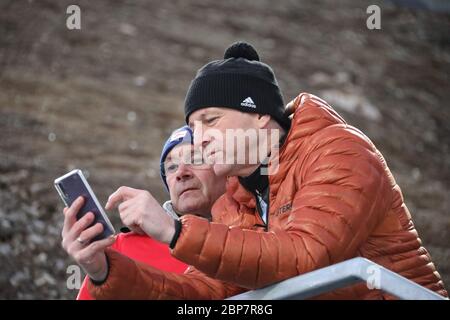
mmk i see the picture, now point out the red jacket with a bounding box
[77,232,188,299]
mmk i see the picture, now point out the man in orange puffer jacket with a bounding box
[82,42,446,299]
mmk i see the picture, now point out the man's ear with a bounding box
[256,114,271,129]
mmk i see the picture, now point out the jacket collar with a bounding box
[162,200,181,220]
[238,133,288,196]
[238,164,269,196]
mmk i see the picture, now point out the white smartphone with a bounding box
[54,169,115,242]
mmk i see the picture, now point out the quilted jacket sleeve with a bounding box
[87,248,246,299]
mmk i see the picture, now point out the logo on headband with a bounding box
[169,130,188,142]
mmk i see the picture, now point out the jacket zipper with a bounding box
[254,189,269,232]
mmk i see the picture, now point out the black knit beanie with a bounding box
[184,42,290,131]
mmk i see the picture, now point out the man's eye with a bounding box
[205,116,218,125]
[166,163,178,173]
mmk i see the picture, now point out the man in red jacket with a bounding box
[70,126,227,299]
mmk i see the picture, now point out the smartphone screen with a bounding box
[54,169,115,242]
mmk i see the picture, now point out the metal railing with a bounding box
[228,257,447,300]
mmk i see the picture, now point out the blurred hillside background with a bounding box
[0,0,449,299]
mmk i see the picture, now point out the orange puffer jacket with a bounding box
[88,93,447,299]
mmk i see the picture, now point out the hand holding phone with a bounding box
[55,169,115,242]
[56,169,117,282]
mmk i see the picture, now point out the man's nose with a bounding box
[193,125,210,149]
[175,162,193,181]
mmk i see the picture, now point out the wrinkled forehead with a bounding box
[165,143,194,162]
